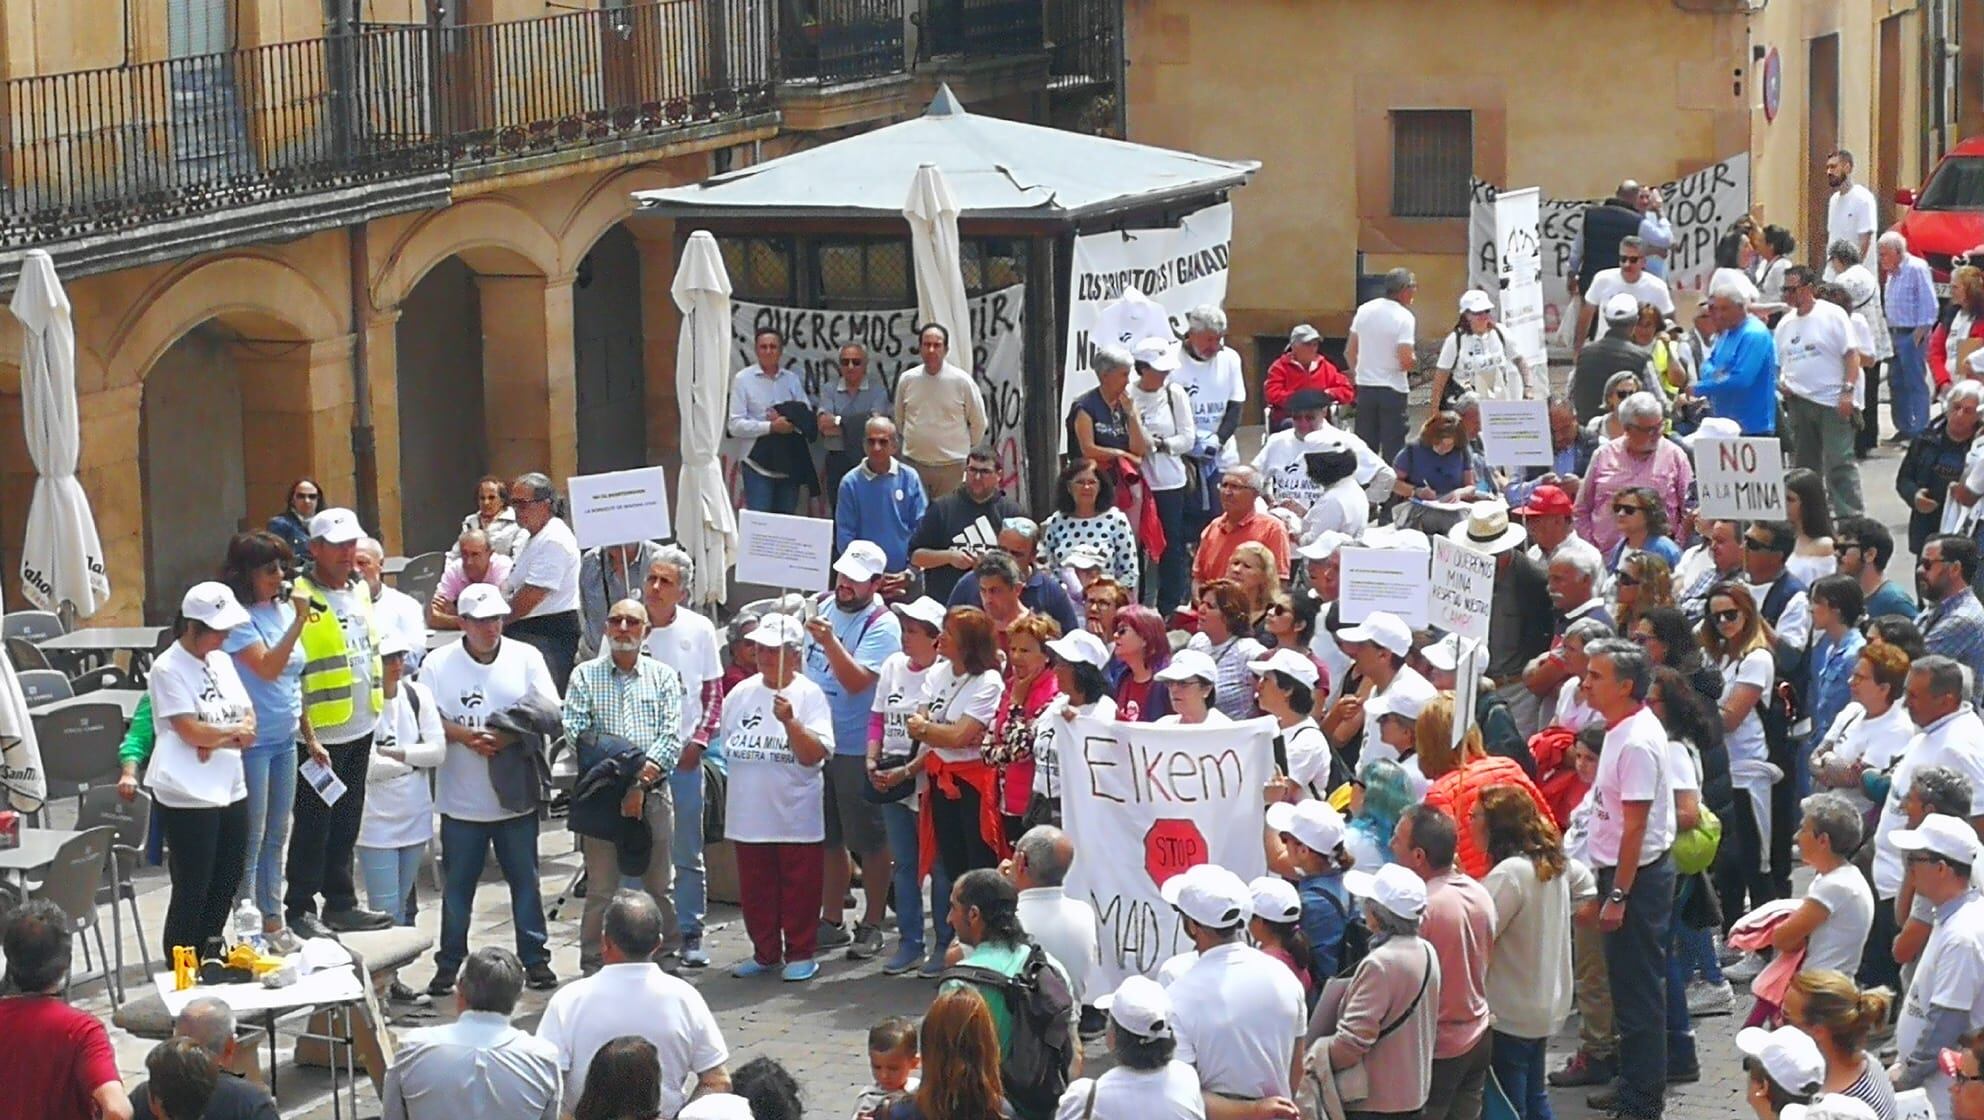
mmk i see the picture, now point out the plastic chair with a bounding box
[68,664,131,694]
[395,551,447,609]
[17,669,72,705]
[6,636,50,672]
[2,610,66,643]
[77,787,155,998]
[24,826,118,1007]
[33,702,127,805]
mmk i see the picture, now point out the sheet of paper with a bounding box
[1337,547,1431,628]
[300,758,346,808]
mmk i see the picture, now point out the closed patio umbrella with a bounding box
[11,249,108,620]
[904,162,973,352]
[671,231,739,608]
[0,655,43,813]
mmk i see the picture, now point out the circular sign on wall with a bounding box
[1762,47,1782,123]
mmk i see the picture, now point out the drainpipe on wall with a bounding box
[350,222,381,535]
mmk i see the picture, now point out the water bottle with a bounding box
[233,898,261,951]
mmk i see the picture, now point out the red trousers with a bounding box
[733,841,824,965]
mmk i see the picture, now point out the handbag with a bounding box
[1673,803,1723,875]
[861,748,918,805]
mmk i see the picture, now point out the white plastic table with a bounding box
[0,827,83,878]
[30,689,142,720]
[152,965,366,1118]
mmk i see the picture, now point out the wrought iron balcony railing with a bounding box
[920,0,1046,60]
[781,0,908,85]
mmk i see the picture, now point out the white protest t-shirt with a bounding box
[1056,1062,1205,1120]
[418,638,558,821]
[1774,301,1857,407]
[1588,706,1674,867]
[1349,298,1417,392]
[719,674,834,843]
[920,662,1004,764]
[1802,862,1876,975]
[1172,344,1248,468]
[1583,269,1675,317]
[147,642,252,810]
[504,515,581,616]
[1895,894,1984,1120]
[871,654,936,760]
[1719,649,1775,766]
[1435,328,1523,401]
[1251,422,1385,510]
[1828,184,1879,251]
[645,607,723,740]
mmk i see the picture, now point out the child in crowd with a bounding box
[1248,875,1318,1004]
[851,1017,921,1120]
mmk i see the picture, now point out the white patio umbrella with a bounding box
[11,249,108,620]
[0,655,44,813]
[671,231,739,608]
[904,162,973,351]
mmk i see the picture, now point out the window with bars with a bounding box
[1390,109,1473,219]
[812,237,912,309]
[717,236,797,303]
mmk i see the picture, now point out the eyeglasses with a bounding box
[512,495,549,506]
[1612,503,1643,516]
[840,356,867,366]
[605,616,645,629]
[1620,255,1644,264]
[1921,556,1947,570]
[1218,481,1255,492]
[1713,609,1743,625]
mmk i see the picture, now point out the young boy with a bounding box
[851,1017,921,1120]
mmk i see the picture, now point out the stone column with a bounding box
[361,308,406,553]
[235,334,359,532]
[631,225,682,473]
[478,272,578,485]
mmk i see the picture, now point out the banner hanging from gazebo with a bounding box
[723,284,1027,510]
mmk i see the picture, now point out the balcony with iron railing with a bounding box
[919,0,1047,60]
[780,0,908,85]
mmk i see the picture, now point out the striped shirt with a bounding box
[562,652,686,771]
[1886,253,1940,330]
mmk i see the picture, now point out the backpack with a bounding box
[1314,886,1371,979]
[942,943,1076,1117]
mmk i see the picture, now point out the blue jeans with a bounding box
[1600,854,1677,1118]
[238,743,296,922]
[437,813,549,973]
[1679,925,1723,983]
[670,766,707,939]
[1890,327,1930,439]
[741,470,801,515]
[1664,881,1701,1074]
[357,844,424,925]
[881,802,923,956]
[1490,1031,1552,1120]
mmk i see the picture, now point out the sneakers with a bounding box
[781,959,819,982]
[291,913,338,942]
[1548,1050,1617,1088]
[524,964,558,991]
[681,935,710,969]
[816,921,854,950]
[1668,1064,1701,1084]
[425,969,458,997]
[262,927,300,954]
[847,924,886,961]
[1717,940,1746,968]
[917,954,947,979]
[882,944,924,975]
[733,958,777,978]
[386,979,428,1004]
[322,906,394,933]
[1586,1087,1619,1111]
[1687,979,1736,1017]
[1725,951,1768,983]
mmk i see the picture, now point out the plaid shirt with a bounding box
[1885,253,1940,330]
[562,652,686,771]
[1920,589,1984,692]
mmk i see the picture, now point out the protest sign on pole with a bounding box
[1493,187,1548,388]
[1060,204,1234,446]
[1338,547,1430,628]
[1478,399,1554,467]
[1694,437,1786,519]
[1061,715,1277,989]
[1471,156,1751,357]
[734,511,834,590]
[568,466,672,549]
[725,285,1027,504]
[1430,538,1496,643]
[1452,638,1485,750]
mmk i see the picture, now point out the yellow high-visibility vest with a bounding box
[295,575,384,730]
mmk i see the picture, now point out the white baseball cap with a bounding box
[180,581,250,630]
[1159,863,1251,929]
[891,596,948,631]
[1458,289,1495,315]
[378,630,413,659]
[299,937,353,975]
[1736,1025,1825,1098]
[308,507,364,544]
[1338,611,1413,658]
[1421,633,1464,673]
[1343,863,1428,919]
[1132,337,1182,372]
[1247,646,1319,688]
[1155,649,1218,684]
[832,540,888,582]
[1249,875,1303,924]
[746,613,807,648]
[1603,292,1642,323]
[1368,688,1431,722]
[1782,1095,1882,1120]
[1298,530,1353,562]
[1096,975,1173,1040]
[677,1095,756,1120]
[456,584,511,620]
[1360,526,1431,553]
[1302,427,1352,454]
[1046,630,1110,669]
[1890,813,1981,866]
[1265,800,1346,855]
[1063,548,1107,571]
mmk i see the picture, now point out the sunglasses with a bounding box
[1713,608,1742,624]
[1267,603,1292,616]
[1612,503,1643,516]
[1615,573,1641,588]
[1742,537,1781,552]
[1921,556,1946,569]
[840,356,866,365]
[605,616,645,628]
[1620,255,1644,264]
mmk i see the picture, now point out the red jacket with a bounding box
[1929,313,1984,389]
[1424,755,1551,878]
[1265,351,1354,423]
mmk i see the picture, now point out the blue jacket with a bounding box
[1694,316,1779,435]
[1805,629,1865,755]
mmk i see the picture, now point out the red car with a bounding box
[1893,135,1984,296]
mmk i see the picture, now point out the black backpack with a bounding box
[1315,885,1371,979]
[942,943,1075,1118]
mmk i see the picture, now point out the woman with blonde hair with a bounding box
[1611,549,1675,637]
[884,986,1005,1120]
[1783,969,1898,1120]
[1418,694,1550,878]
[1699,579,1780,926]
[1226,541,1283,637]
[986,614,1062,840]
[1930,264,1984,390]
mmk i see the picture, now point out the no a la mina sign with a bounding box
[1694,436,1786,519]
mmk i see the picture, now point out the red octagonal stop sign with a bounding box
[1145,818,1209,888]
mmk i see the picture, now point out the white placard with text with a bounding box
[1694,437,1786,519]
[568,466,673,548]
[1338,547,1431,629]
[1478,399,1554,468]
[735,511,834,590]
[1430,537,1496,644]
